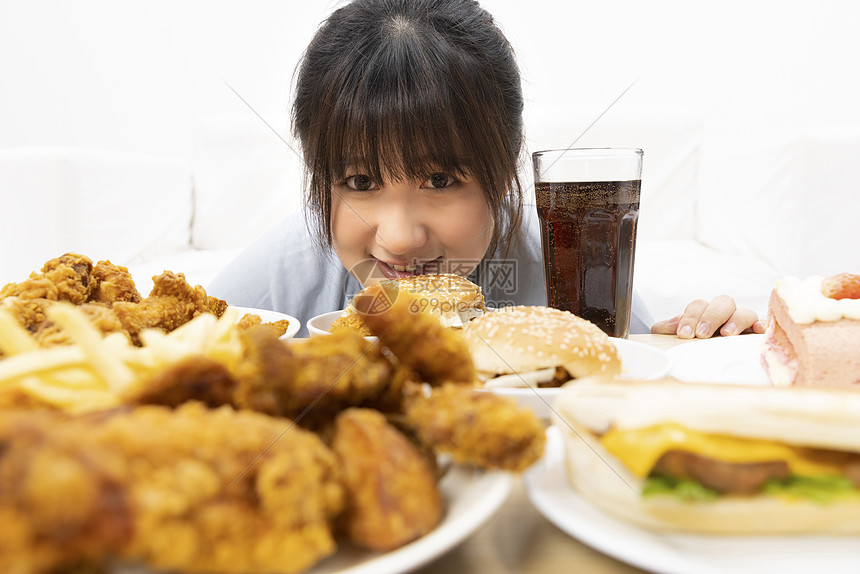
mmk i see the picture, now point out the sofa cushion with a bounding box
[697,128,860,278]
[0,147,192,286]
[635,239,779,322]
[190,115,304,251]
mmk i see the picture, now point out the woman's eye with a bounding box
[344,174,376,191]
[423,172,456,189]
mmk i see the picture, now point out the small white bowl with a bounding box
[306,309,379,342]
[306,310,344,337]
[230,306,301,339]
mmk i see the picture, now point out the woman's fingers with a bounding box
[650,314,681,335]
[687,294,736,338]
[718,307,763,336]
[651,296,763,339]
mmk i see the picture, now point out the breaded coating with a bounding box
[0,256,224,350]
[150,270,227,317]
[33,302,125,346]
[234,327,395,427]
[112,271,227,343]
[0,403,344,574]
[0,296,51,332]
[0,253,94,305]
[405,383,546,472]
[235,312,290,338]
[130,355,238,408]
[89,260,142,304]
[0,410,130,574]
[353,283,476,385]
[331,408,442,551]
[329,309,373,336]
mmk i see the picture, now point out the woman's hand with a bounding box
[650,295,766,339]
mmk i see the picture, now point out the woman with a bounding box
[208,0,763,339]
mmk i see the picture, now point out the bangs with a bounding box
[310,21,515,191]
[325,40,480,184]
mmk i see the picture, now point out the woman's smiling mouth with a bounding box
[376,257,444,279]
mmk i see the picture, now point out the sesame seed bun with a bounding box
[330,273,486,335]
[462,305,621,381]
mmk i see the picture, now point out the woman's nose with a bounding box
[374,199,428,256]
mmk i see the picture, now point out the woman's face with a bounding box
[330,167,494,286]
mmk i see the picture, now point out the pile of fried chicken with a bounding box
[0,253,228,349]
[0,256,547,574]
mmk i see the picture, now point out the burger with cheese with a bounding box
[553,378,860,534]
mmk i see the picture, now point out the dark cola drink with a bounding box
[535,180,640,337]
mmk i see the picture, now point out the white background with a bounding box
[2,0,859,313]
[4,0,859,190]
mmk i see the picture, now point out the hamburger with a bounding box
[330,273,486,336]
[461,305,621,389]
[553,378,860,534]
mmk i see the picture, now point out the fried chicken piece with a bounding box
[234,327,396,429]
[0,298,123,348]
[0,253,94,304]
[404,383,546,472]
[331,408,442,551]
[353,283,476,385]
[235,312,290,338]
[329,311,373,336]
[0,403,344,574]
[0,409,137,574]
[149,270,227,317]
[0,296,50,332]
[33,302,126,347]
[112,271,227,343]
[129,355,238,408]
[89,261,141,304]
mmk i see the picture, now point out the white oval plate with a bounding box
[666,334,769,386]
[308,467,511,574]
[486,338,672,419]
[230,305,301,339]
[525,427,860,574]
[116,466,511,574]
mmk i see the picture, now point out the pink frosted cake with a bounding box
[762,273,860,387]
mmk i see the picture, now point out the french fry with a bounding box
[168,312,218,352]
[0,302,248,413]
[46,303,135,392]
[0,346,86,389]
[18,378,120,412]
[0,308,39,355]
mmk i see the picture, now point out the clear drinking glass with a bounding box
[532,148,643,338]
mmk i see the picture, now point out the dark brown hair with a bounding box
[292,0,524,258]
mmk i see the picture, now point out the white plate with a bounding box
[306,466,511,574]
[525,427,860,574]
[487,338,672,419]
[117,466,511,574]
[667,334,769,385]
[230,306,301,339]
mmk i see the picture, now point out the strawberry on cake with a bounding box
[762,273,860,387]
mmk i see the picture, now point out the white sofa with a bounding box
[3,109,856,328]
[3,0,859,330]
